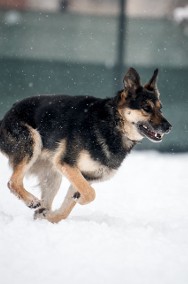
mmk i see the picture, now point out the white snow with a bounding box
[0,151,188,284]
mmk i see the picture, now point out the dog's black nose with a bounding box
[162,120,172,134]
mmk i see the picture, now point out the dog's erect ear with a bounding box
[123,67,141,91]
[144,69,159,96]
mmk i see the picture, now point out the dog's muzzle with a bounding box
[137,119,172,143]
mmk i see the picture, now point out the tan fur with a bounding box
[29,158,62,210]
[52,139,67,165]
[146,100,154,109]
[44,185,77,223]
[118,108,146,141]
[77,150,101,172]
[77,150,116,181]
[28,140,67,210]
[8,159,41,207]
[29,126,43,160]
[54,160,96,205]
[8,126,42,207]
[118,90,127,108]
[39,149,54,160]
[124,108,148,123]
[156,100,162,108]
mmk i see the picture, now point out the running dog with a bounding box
[0,68,171,223]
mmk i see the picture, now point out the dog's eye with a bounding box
[142,105,152,113]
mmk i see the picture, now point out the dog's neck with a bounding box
[114,106,143,147]
[121,134,137,152]
[115,113,142,151]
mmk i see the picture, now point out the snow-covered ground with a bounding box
[0,151,188,284]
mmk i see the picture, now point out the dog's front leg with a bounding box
[35,179,95,223]
[57,163,96,205]
[34,163,96,223]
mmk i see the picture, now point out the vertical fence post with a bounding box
[114,0,127,90]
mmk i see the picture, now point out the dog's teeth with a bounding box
[155,133,161,139]
[143,125,147,129]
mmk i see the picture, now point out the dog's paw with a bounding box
[34,207,49,220]
[72,191,81,201]
[34,209,65,223]
[28,198,41,209]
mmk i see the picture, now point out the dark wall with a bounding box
[0,57,187,152]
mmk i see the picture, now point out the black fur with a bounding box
[0,94,131,170]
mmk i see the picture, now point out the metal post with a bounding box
[115,0,127,89]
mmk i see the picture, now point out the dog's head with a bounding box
[116,67,172,142]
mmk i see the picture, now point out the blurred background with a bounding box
[0,0,187,152]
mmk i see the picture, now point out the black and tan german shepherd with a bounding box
[0,68,171,223]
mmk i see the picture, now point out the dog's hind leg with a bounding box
[8,160,41,208]
[7,126,42,209]
[34,185,76,223]
[40,170,62,210]
[31,159,62,211]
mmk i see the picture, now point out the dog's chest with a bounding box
[77,150,117,181]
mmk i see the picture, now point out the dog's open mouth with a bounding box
[138,123,163,142]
